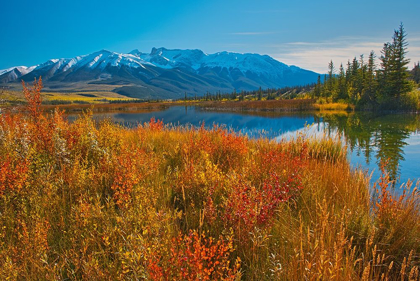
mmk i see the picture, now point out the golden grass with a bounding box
[0,82,419,280]
[0,89,136,106]
[42,91,135,103]
[198,99,316,112]
[41,101,170,113]
[314,102,355,111]
[0,90,25,105]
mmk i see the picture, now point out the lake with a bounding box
[75,106,420,188]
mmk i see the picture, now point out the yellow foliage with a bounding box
[0,82,418,280]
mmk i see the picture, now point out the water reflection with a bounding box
[318,113,420,185]
[72,106,420,186]
[71,106,316,139]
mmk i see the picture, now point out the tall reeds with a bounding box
[0,80,418,280]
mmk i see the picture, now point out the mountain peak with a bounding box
[93,49,112,55]
[129,49,142,56]
[0,47,319,99]
[150,47,167,55]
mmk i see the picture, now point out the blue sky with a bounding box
[1,0,419,72]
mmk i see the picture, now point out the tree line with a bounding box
[312,23,418,110]
[181,84,313,102]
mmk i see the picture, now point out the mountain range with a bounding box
[0,48,319,99]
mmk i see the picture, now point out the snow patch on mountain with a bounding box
[126,47,292,76]
[0,66,37,76]
[1,47,312,83]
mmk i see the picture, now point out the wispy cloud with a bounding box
[271,36,420,73]
[409,35,420,43]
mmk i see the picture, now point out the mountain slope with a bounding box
[0,48,319,99]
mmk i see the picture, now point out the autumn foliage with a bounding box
[0,80,419,280]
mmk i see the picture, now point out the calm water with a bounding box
[78,106,420,187]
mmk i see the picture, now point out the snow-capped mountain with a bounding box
[0,66,38,83]
[0,48,319,99]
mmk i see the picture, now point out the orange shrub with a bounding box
[110,145,158,208]
[0,156,29,195]
[146,230,240,280]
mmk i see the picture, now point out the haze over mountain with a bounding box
[0,48,319,99]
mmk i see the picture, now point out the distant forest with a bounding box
[183,84,314,102]
[312,23,419,110]
[182,24,419,111]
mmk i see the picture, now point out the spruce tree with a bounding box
[326,60,336,100]
[379,23,412,108]
[362,51,377,105]
[257,87,262,100]
[337,64,348,101]
[411,62,420,83]
[314,75,322,98]
[358,55,367,98]
[379,42,392,100]
[390,23,411,100]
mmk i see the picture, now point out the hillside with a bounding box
[0,48,319,99]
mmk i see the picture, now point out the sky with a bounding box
[1,0,420,73]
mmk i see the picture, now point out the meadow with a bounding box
[0,88,135,107]
[0,80,419,280]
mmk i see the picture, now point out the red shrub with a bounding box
[0,156,29,195]
[147,231,240,280]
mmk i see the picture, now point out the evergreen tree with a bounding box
[378,42,392,100]
[358,55,367,97]
[326,60,336,99]
[350,57,361,102]
[337,64,348,101]
[314,75,322,98]
[231,89,237,100]
[411,62,420,84]
[361,51,377,106]
[390,23,411,100]
[379,23,412,108]
[239,91,244,101]
[317,23,413,110]
[323,74,327,99]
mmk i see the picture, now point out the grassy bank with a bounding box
[313,102,355,111]
[41,101,170,113]
[193,99,357,114]
[1,100,170,114]
[197,99,317,112]
[0,89,133,107]
[0,83,419,280]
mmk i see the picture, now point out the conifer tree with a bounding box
[379,23,412,108]
[378,42,392,100]
[313,75,322,98]
[411,62,420,84]
[326,60,336,99]
[390,23,411,100]
[257,87,262,100]
[337,64,348,101]
[231,89,237,100]
[239,91,244,101]
[362,51,377,105]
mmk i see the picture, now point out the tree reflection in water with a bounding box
[317,113,420,186]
